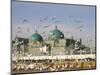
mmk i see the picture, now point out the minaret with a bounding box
[80,38,82,46]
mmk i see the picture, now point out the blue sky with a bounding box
[12,1,96,47]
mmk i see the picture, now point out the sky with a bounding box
[12,1,96,48]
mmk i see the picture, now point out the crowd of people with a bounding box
[12,58,96,74]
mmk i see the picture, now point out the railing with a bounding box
[12,54,95,61]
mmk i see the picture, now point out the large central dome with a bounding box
[31,31,43,42]
[49,26,64,40]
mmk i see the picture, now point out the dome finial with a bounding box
[55,25,57,29]
[35,30,37,33]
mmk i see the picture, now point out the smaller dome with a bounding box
[31,31,43,42]
[49,26,64,39]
